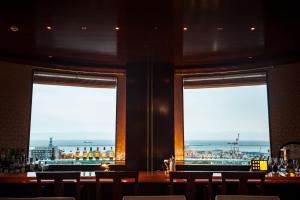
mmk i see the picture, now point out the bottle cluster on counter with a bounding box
[0,148,28,173]
[53,146,115,161]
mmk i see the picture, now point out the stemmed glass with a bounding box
[279,158,287,173]
[268,157,274,173]
[294,159,300,173]
[271,157,279,174]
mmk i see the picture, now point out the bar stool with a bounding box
[221,171,265,195]
[169,171,213,200]
[123,196,186,200]
[95,171,139,200]
[0,198,75,200]
[36,172,81,200]
[215,195,280,200]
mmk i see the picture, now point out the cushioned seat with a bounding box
[215,195,280,200]
[123,196,186,200]
[0,198,75,200]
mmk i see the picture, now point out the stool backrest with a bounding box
[215,195,280,200]
[221,172,265,195]
[169,171,213,200]
[95,171,139,200]
[0,198,75,200]
[36,172,81,200]
[123,196,186,200]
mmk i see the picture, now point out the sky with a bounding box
[30,84,116,140]
[183,85,270,141]
[30,83,270,142]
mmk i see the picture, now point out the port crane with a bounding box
[228,133,240,158]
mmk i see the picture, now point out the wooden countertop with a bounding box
[0,171,300,184]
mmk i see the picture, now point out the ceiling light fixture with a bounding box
[81,26,87,31]
[250,27,256,31]
[115,27,120,31]
[183,27,188,31]
[217,27,223,31]
[10,25,19,32]
[46,26,52,31]
[48,55,53,58]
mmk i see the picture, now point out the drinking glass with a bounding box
[279,158,287,173]
[272,157,279,173]
[295,159,300,172]
[268,157,274,173]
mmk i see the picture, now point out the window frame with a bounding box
[28,68,126,163]
[174,67,272,163]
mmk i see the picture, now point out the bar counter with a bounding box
[1,171,300,200]
[1,171,300,184]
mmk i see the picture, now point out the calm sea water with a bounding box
[185,140,270,153]
[30,139,269,154]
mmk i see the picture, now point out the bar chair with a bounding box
[36,172,81,200]
[0,198,75,200]
[169,171,213,200]
[95,171,139,200]
[221,172,265,195]
[215,195,280,200]
[123,196,186,200]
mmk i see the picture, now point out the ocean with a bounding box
[185,140,270,153]
[30,139,269,154]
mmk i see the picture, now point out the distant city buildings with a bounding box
[29,138,59,161]
[184,134,269,165]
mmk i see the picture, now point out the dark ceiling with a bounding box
[0,0,299,66]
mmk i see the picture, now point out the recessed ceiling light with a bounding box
[248,56,253,59]
[48,55,53,58]
[46,26,53,31]
[81,26,87,31]
[183,27,188,31]
[217,27,223,31]
[10,25,19,32]
[250,27,256,31]
[115,27,120,31]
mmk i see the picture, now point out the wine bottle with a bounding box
[61,150,66,160]
[109,147,114,160]
[102,147,107,160]
[82,147,87,160]
[68,150,73,160]
[95,147,100,160]
[75,147,80,160]
[51,148,56,160]
[88,147,93,160]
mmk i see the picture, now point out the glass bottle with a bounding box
[75,147,80,160]
[109,147,114,160]
[68,150,73,160]
[61,150,66,160]
[82,147,87,160]
[88,147,93,160]
[51,148,56,160]
[95,147,100,160]
[102,147,107,160]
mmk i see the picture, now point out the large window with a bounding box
[175,72,270,165]
[29,71,126,163]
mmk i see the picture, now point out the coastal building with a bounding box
[29,138,59,161]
